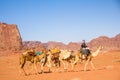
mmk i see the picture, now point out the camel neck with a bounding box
[92,46,101,57]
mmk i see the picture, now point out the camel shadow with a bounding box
[27,71,52,76]
[79,67,106,72]
[43,71,52,74]
[97,67,106,70]
[79,69,91,72]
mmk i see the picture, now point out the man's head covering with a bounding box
[82,40,85,43]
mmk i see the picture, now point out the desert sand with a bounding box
[0,50,120,80]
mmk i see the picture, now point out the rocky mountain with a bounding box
[0,22,22,51]
[22,34,120,52]
[46,41,66,49]
[67,42,80,50]
[88,34,120,52]
[22,41,46,51]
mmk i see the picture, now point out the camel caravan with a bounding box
[19,45,103,76]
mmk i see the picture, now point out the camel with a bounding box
[73,45,103,71]
[45,49,75,72]
[49,49,60,67]
[59,50,75,71]
[42,50,60,72]
[19,49,48,75]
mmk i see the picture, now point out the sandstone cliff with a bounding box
[0,22,22,51]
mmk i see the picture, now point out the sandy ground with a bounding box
[0,50,120,80]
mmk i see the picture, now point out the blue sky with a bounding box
[0,0,120,44]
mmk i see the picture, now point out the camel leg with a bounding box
[41,63,44,73]
[90,61,95,70]
[47,56,52,72]
[71,62,74,71]
[70,59,74,71]
[73,56,79,65]
[46,61,52,72]
[19,56,27,75]
[28,62,34,75]
[62,61,66,70]
[66,62,69,71]
[19,66,27,76]
[19,64,23,75]
[48,61,52,72]
[34,63,38,74]
[22,68,27,76]
[63,62,66,70]
[59,58,66,70]
[33,58,39,74]
[84,59,90,71]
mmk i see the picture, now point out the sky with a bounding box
[0,0,120,44]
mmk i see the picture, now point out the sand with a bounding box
[0,51,120,80]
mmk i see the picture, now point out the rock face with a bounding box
[45,34,120,52]
[67,42,80,50]
[88,34,120,52]
[47,41,66,49]
[23,41,46,51]
[0,23,22,51]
